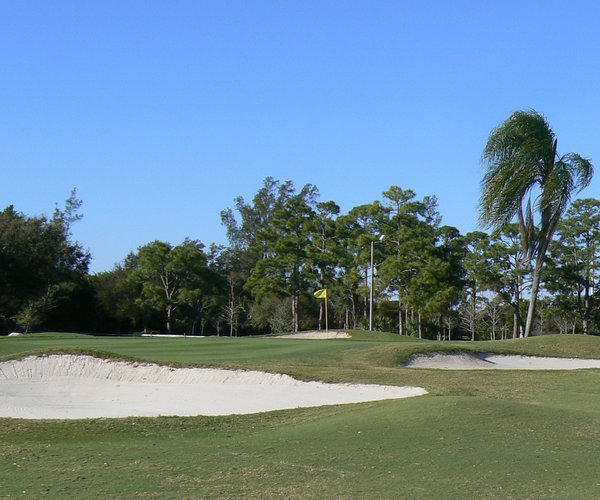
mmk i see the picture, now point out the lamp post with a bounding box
[369,234,385,332]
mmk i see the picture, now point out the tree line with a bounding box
[2,181,599,339]
[1,111,595,339]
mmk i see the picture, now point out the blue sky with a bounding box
[3,1,600,272]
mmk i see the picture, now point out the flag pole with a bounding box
[325,296,328,334]
[313,289,329,335]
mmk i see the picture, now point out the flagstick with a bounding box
[325,297,328,335]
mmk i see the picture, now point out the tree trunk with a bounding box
[398,300,403,335]
[524,233,555,338]
[318,302,323,331]
[524,261,543,337]
[418,312,422,339]
[513,282,521,338]
[470,291,476,341]
[295,294,300,332]
[291,295,298,332]
[166,305,172,334]
[583,282,590,335]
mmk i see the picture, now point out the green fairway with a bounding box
[2,333,600,498]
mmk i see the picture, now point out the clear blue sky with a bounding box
[3,1,600,272]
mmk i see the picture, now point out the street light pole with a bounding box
[369,240,374,332]
[369,235,385,332]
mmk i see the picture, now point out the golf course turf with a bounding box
[2,332,600,498]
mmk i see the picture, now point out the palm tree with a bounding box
[480,110,593,337]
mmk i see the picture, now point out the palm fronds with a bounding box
[479,109,593,337]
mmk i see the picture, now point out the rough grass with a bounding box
[2,332,600,498]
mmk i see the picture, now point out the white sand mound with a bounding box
[404,352,600,370]
[274,331,351,339]
[141,334,205,338]
[0,355,426,419]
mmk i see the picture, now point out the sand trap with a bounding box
[274,331,351,339]
[404,352,600,370]
[141,334,206,338]
[0,355,426,419]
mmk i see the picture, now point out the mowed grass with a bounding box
[2,332,600,498]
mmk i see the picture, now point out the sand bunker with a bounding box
[274,331,351,339]
[0,355,426,419]
[404,352,600,370]
[141,334,206,338]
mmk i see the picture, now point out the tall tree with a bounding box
[91,262,152,332]
[341,201,389,325]
[0,191,90,332]
[331,214,366,329]
[220,177,294,278]
[378,188,430,334]
[307,200,340,330]
[461,231,492,341]
[245,183,318,331]
[546,198,600,334]
[376,188,463,338]
[480,110,593,337]
[132,239,211,333]
[409,225,464,339]
[221,177,298,332]
[488,224,531,338]
[219,272,244,336]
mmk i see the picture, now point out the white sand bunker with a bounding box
[404,352,600,370]
[0,355,426,419]
[274,331,351,339]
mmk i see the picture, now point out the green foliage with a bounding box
[7,175,600,339]
[99,239,221,334]
[0,192,89,333]
[545,198,600,334]
[243,183,319,331]
[377,190,464,337]
[480,110,593,337]
[91,263,153,331]
[13,298,47,333]
[249,295,294,334]
[481,111,592,241]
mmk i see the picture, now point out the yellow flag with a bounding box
[313,289,327,299]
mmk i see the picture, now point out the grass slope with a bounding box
[2,332,600,498]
